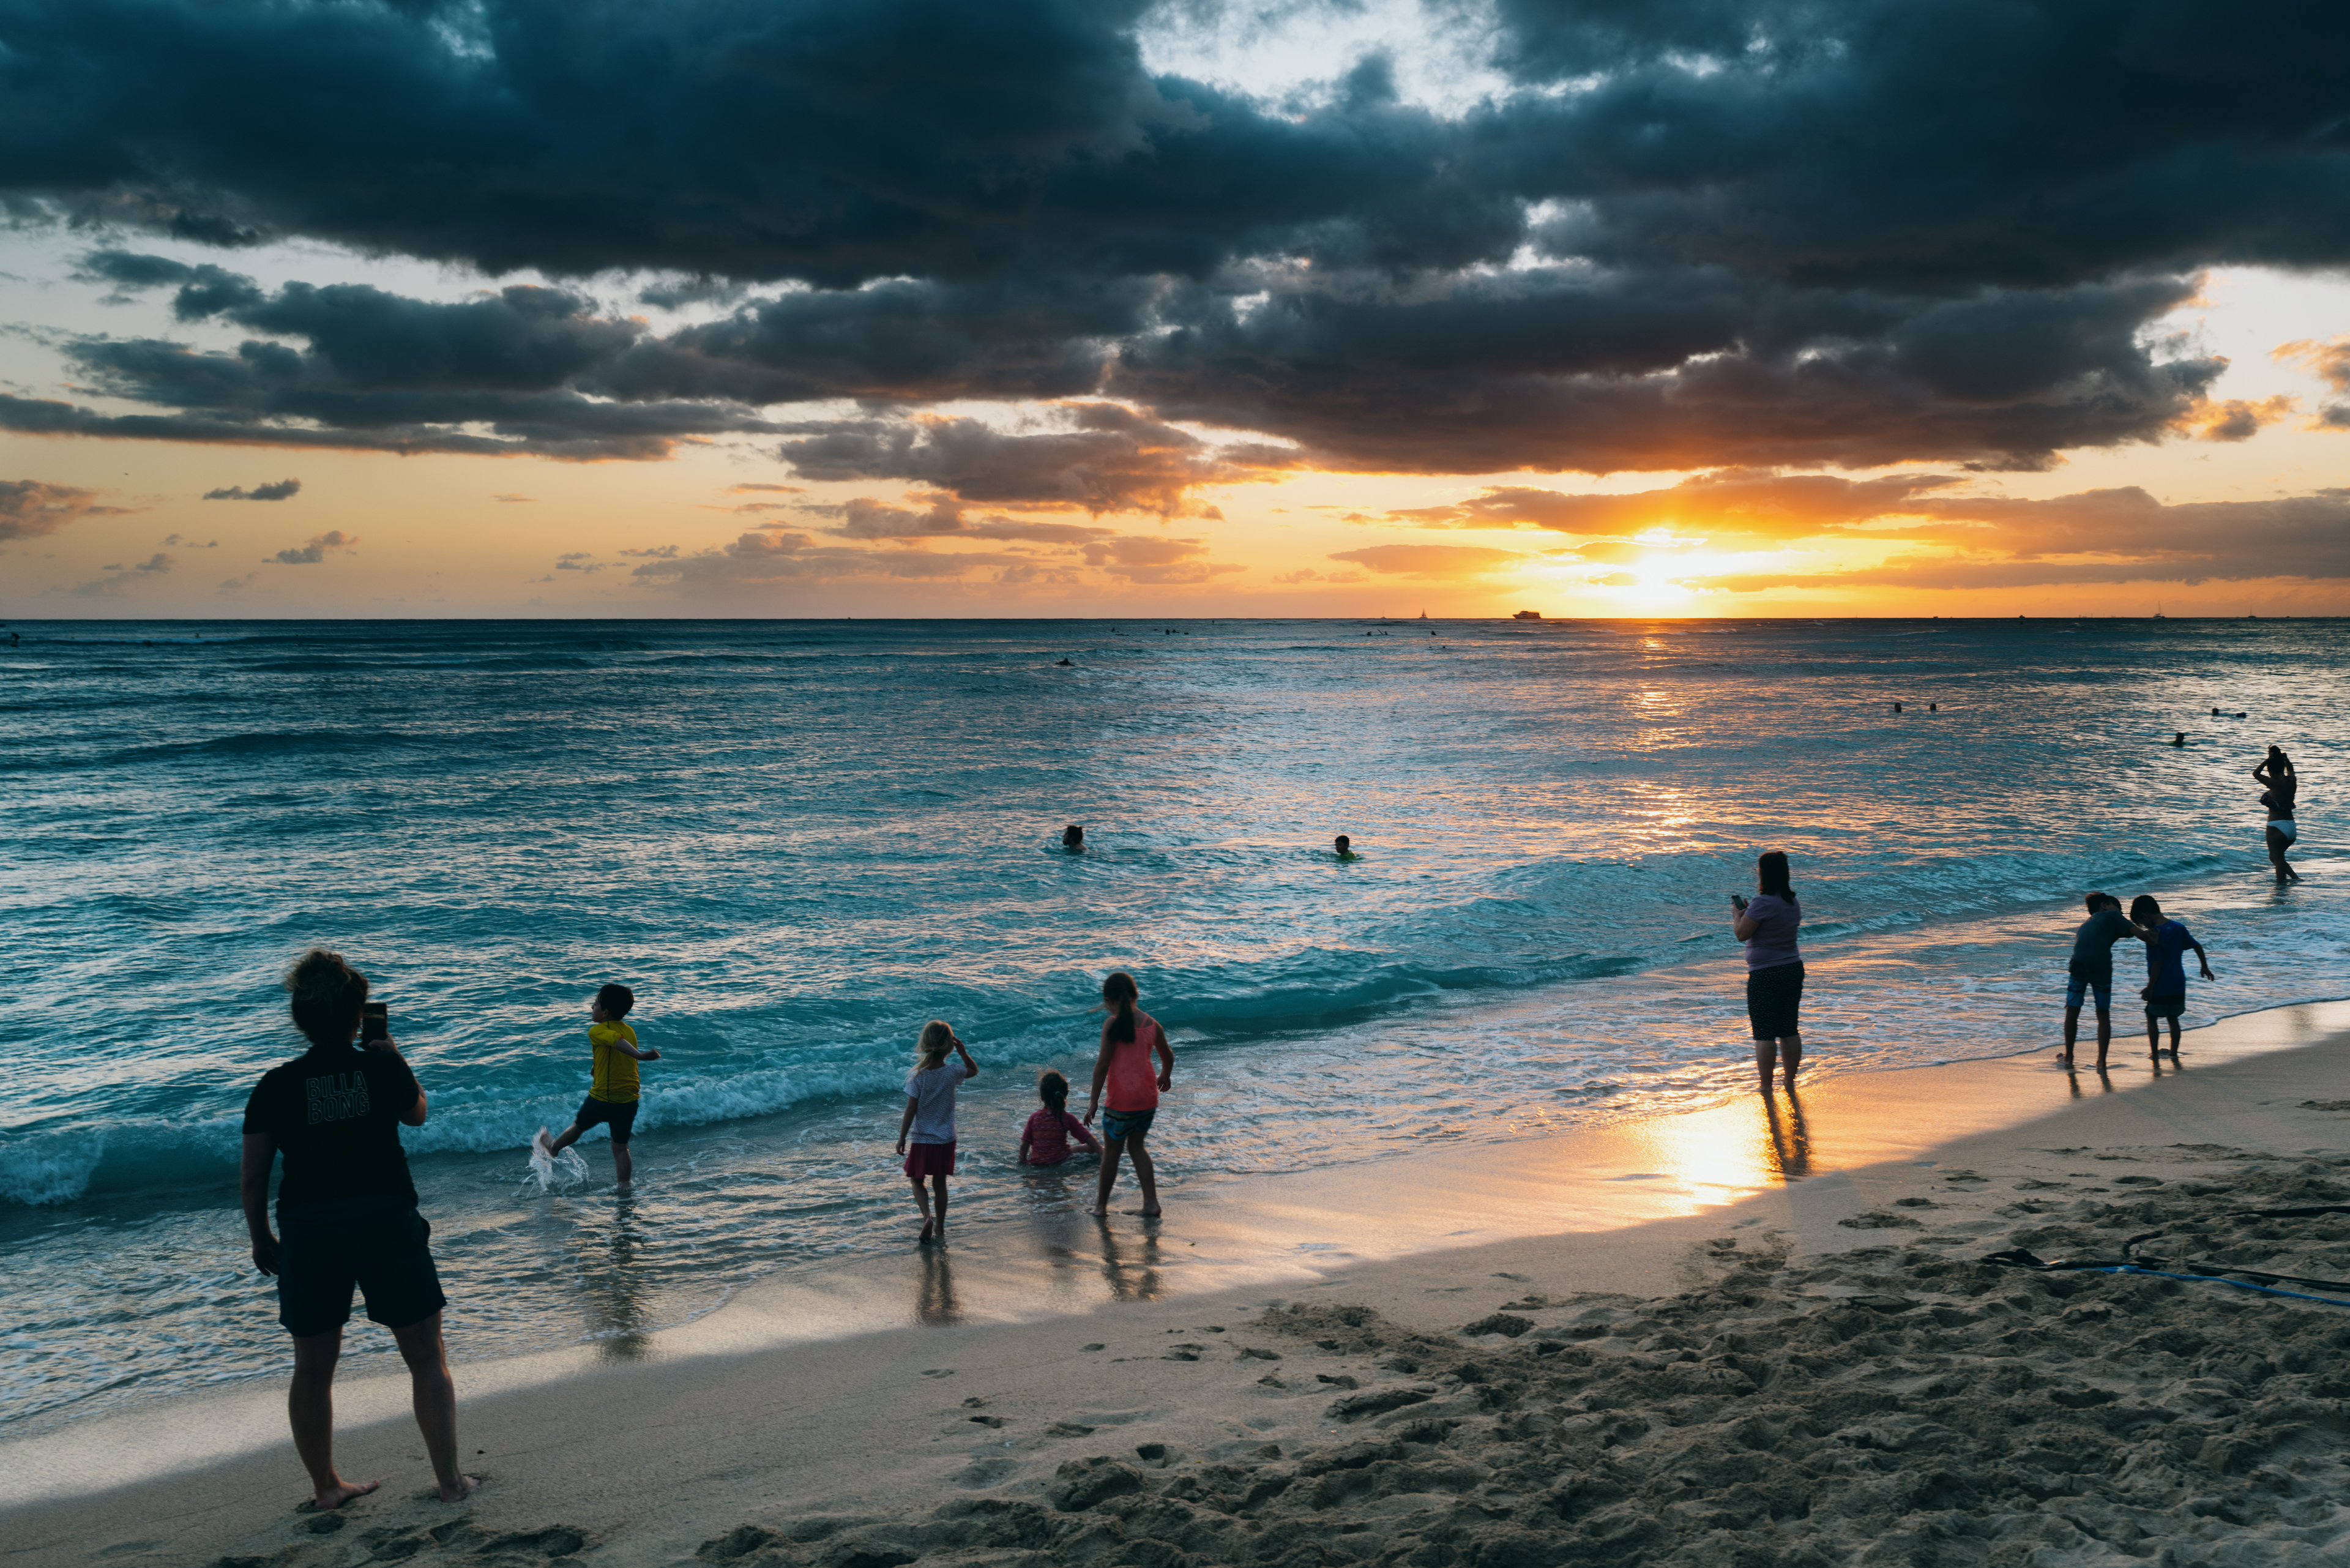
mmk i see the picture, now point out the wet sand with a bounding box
[6,1000,2347,1566]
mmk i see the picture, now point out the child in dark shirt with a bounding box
[2129,895,2215,1058]
[2062,892,2138,1070]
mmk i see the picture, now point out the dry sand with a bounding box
[9,1011,2350,1568]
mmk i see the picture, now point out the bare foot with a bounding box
[919,1219,934,1241]
[1087,1207,1110,1217]
[313,1479,379,1510]
[1128,1207,1162,1217]
[438,1475,482,1504]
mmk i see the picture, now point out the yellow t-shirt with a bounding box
[589,1020,641,1103]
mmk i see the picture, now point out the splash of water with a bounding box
[526,1129,591,1192]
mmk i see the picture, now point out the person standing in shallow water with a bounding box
[2253,746,2300,884]
[239,949,479,1509]
[1084,971,1175,1216]
[1731,852,1805,1092]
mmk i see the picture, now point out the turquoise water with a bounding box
[2,616,2341,1428]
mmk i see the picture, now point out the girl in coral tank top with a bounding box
[1083,971,1175,1217]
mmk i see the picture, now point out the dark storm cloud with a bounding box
[0,477,132,539]
[4,0,2350,483]
[203,477,300,501]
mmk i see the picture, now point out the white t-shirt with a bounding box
[903,1059,972,1144]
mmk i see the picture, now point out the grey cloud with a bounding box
[267,528,357,564]
[780,405,1302,513]
[203,477,300,501]
[68,550,173,597]
[820,495,1115,544]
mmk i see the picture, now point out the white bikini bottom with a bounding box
[2269,819,2297,845]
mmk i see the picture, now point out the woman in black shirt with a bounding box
[239,948,479,1509]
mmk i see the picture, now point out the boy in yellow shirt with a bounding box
[535,984,660,1186]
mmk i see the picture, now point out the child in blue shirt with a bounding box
[2128,895,2214,1059]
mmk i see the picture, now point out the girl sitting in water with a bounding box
[895,1021,979,1242]
[1018,1070,1101,1166]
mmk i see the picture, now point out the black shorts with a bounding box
[2145,993,2186,1022]
[1746,961,1805,1040]
[575,1094,640,1146]
[276,1195,447,1339]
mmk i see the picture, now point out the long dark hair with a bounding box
[1757,851,1796,903]
[1038,1069,1070,1111]
[285,947,368,1050]
[1102,971,1139,1043]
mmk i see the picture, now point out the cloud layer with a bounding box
[2,0,2343,494]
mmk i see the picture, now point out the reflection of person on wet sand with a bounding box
[916,1245,961,1324]
[575,1194,654,1361]
[1083,971,1175,1217]
[1761,1089,1810,1179]
[1094,1220,1164,1302]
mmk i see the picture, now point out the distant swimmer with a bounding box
[1056,657,1073,666]
[1928,703,1938,712]
[1893,701,1903,713]
[1062,824,1084,851]
[1334,835,1358,861]
[2171,732,2186,747]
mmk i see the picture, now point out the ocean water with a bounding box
[2,615,2341,1431]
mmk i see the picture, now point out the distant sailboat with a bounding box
[2153,602,2167,621]
[1419,608,1428,619]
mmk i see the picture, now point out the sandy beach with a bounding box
[9,1004,2350,1568]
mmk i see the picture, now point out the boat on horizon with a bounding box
[1513,610,1542,621]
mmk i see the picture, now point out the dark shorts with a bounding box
[2064,968,2114,1011]
[276,1194,446,1340]
[2145,993,2186,1022]
[1101,1105,1157,1143]
[1745,961,1805,1040]
[904,1140,957,1178]
[575,1094,640,1146]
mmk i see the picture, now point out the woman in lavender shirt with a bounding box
[1731,851,1804,1092]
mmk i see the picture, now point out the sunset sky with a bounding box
[2,0,2348,619]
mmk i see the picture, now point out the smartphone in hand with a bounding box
[1729,894,1748,911]
[361,1001,390,1043]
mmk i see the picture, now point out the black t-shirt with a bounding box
[242,1045,422,1216]
[2067,908,2137,979]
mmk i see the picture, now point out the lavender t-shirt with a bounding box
[1742,892,1803,970]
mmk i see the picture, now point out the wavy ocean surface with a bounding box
[2,616,2341,1430]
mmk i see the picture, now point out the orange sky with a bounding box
[4,264,2348,620]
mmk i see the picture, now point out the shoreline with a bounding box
[5,995,2348,1551]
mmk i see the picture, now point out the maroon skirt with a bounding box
[903,1140,957,1178]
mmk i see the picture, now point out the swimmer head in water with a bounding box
[1063,824,1084,849]
[1334,834,1357,860]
